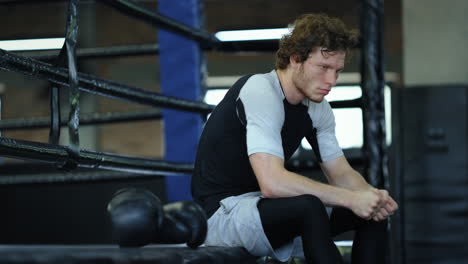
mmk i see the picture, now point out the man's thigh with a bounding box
[257,194,329,248]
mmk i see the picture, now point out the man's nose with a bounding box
[325,71,338,87]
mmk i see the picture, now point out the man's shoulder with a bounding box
[247,70,277,86]
[240,70,283,99]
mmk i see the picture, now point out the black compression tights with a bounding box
[257,195,388,264]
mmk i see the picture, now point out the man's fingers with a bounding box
[385,197,399,213]
[372,212,385,222]
[378,207,390,218]
[389,196,399,210]
[365,209,374,220]
[377,213,384,221]
[379,197,399,217]
[377,190,399,214]
[383,202,394,214]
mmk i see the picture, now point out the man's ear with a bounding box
[289,54,301,67]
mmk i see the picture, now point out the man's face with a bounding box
[292,48,346,103]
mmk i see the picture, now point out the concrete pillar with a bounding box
[403,0,468,86]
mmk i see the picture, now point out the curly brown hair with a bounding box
[276,13,359,69]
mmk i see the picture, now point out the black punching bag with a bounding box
[397,86,468,264]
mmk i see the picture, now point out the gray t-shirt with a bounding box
[239,70,343,161]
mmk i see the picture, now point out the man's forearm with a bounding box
[263,169,355,208]
[251,153,358,208]
[319,156,373,192]
[332,169,372,191]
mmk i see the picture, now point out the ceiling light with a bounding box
[0,38,65,51]
[215,28,290,42]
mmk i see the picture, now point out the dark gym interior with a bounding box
[0,1,466,264]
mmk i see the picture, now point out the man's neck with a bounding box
[276,68,304,105]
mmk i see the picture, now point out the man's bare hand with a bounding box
[350,188,398,221]
[373,190,398,221]
[349,188,381,220]
[370,189,399,221]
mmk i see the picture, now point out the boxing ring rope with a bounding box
[360,0,387,189]
[0,137,193,174]
[0,49,215,114]
[0,109,161,130]
[0,170,161,185]
[97,0,220,48]
[329,98,362,109]
[15,40,282,61]
[52,0,80,167]
[16,43,160,61]
[0,99,360,131]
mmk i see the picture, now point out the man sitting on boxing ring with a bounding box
[192,13,398,264]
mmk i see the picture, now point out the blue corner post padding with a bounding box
[158,0,204,201]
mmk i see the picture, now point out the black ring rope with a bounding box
[0,99,362,132]
[0,152,369,185]
[98,0,221,49]
[0,151,369,186]
[78,0,280,53]
[60,0,81,171]
[360,0,387,189]
[0,48,215,114]
[16,41,282,61]
[0,94,2,137]
[15,40,291,62]
[0,136,193,175]
[16,44,160,61]
[44,0,81,171]
[49,82,62,145]
[47,45,69,146]
[329,98,362,109]
[0,170,164,185]
[48,28,72,146]
[0,109,162,130]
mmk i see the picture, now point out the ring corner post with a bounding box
[158,0,205,202]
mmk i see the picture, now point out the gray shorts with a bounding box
[204,192,305,262]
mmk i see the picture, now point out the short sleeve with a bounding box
[309,100,344,162]
[236,75,285,159]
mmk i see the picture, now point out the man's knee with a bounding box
[294,194,327,215]
[358,218,388,234]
